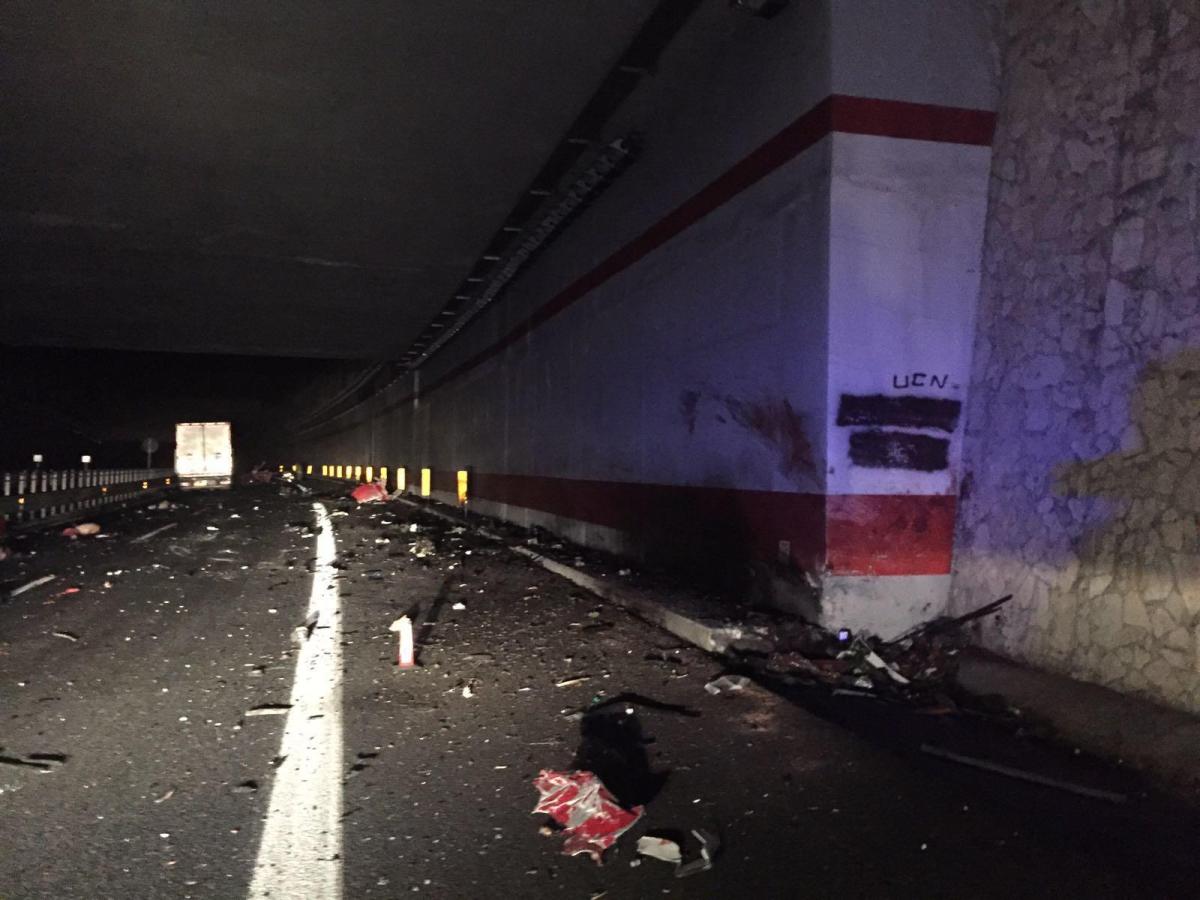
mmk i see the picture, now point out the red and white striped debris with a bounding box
[531,769,644,864]
[351,481,388,503]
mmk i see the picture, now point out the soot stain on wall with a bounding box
[724,396,815,481]
[679,389,700,435]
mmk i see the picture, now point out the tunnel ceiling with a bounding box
[0,2,653,359]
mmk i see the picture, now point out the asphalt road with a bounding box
[1,487,1198,899]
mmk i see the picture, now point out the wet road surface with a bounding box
[1,487,1198,899]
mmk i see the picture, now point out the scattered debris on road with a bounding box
[3,490,1188,897]
[0,752,66,773]
[287,481,313,496]
[351,481,388,504]
[51,631,79,642]
[131,522,179,543]
[9,575,56,597]
[246,463,274,485]
[636,830,720,875]
[676,829,720,877]
[581,692,701,719]
[409,536,436,558]
[300,609,320,640]
[704,675,749,695]
[532,769,644,863]
[636,835,681,865]
[245,704,293,717]
[556,676,591,688]
[62,523,101,539]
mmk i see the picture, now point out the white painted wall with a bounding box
[831,0,1001,109]
[824,573,953,640]
[826,133,992,496]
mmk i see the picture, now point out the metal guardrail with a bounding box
[0,468,175,530]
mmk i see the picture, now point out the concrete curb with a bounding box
[387,494,739,655]
[508,544,736,654]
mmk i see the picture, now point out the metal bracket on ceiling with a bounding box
[298,0,705,435]
[401,135,638,371]
[396,0,705,374]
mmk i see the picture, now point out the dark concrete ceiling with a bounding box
[0,2,653,359]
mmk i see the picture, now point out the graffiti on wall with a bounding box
[836,393,961,472]
[891,372,953,390]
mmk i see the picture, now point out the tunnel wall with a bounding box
[308,1,835,591]
[301,2,997,633]
[952,0,1200,712]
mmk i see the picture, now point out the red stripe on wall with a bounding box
[447,470,954,577]
[368,94,995,417]
[825,493,957,577]
[829,95,995,147]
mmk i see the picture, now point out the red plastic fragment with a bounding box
[351,482,388,503]
[532,769,643,864]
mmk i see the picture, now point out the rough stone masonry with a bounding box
[954,0,1200,712]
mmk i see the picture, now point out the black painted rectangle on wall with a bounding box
[849,429,949,472]
[836,394,962,433]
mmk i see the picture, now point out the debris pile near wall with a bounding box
[757,596,1014,709]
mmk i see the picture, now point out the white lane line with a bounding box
[248,502,343,900]
[131,522,179,543]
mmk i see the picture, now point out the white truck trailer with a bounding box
[174,422,233,490]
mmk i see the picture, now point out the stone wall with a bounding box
[953,0,1200,711]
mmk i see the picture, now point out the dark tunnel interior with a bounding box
[3,2,1200,897]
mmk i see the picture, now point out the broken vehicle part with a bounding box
[532,769,644,863]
